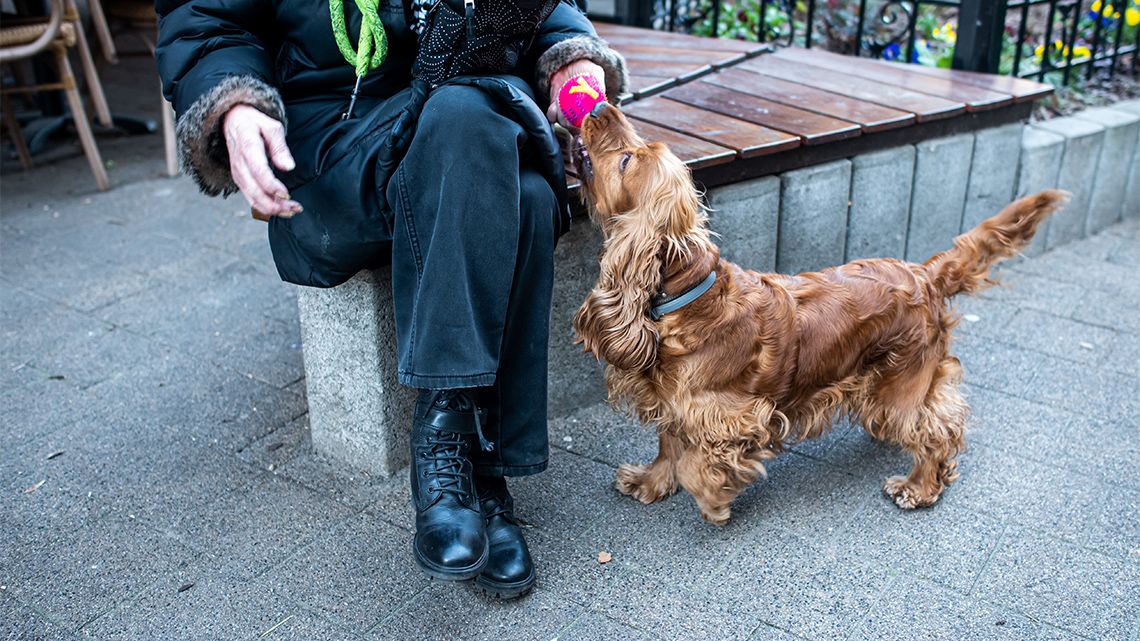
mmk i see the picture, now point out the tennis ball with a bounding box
[558,74,607,128]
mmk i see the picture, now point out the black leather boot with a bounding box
[473,475,536,599]
[410,389,495,581]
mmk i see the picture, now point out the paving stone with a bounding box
[0,236,156,313]
[851,575,1077,641]
[588,563,788,641]
[579,487,752,592]
[547,402,658,470]
[254,608,368,641]
[962,123,1023,232]
[512,448,634,540]
[166,472,355,579]
[1073,106,1140,231]
[556,612,664,641]
[269,423,411,512]
[974,270,1086,321]
[777,159,852,274]
[523,528,625,609]
[1071,285,1140,336]
[0,589,75,641]
[259,513,427,632]
[971,526,1140,641]
[1019,351,1140,424]
[963,385,1077,468]
[369,584,582,641]
[1030,118,1106,249]
[906,133,974,263]
[0,373,96,452]
[949,448,1108,546]
[1014,126,1065,257]
[236,415,310,472]
[953,334,1041,398]
[96,264,304,388]
[0,284,116,378]
[1100,331,1140,378]
[708,175,780,272]
[991,307,1116,364]
[4,511,197,631]
[952,295,1019,339]
[79,568,297,641]
[1010,243,1140,299]
[829,500,1006,593]
[1084,486,1140,559]
[846,146,914,261]
[699,527,896,641]
[548,220,609,418]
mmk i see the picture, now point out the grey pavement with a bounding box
[3,64,1140,641]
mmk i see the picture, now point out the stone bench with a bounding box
[294,26,1140,476]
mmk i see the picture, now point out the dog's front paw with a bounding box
[883,475,941,509]
[615,463,674,504]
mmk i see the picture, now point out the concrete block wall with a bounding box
[300,103,1138,477]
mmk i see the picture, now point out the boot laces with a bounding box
[430,389,495,452]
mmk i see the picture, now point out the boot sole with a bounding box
[473,569,536,600]
[413,541,489,582]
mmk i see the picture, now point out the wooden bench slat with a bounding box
[860,59,1054,103]
[773,47,1013,111]
[623,96,801,157]
[627,74,680,96]
[705,67,915,133]
[595,22,763,54]
[740,56,966,121]
[664,81,862,145]
[627,118,738,169]
[620,48,746,69]
[626,59,713,78]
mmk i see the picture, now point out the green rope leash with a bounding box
[330,0,388,118]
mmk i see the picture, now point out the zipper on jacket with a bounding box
[464,0,475,40]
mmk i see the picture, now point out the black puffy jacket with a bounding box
[155,0,628,198]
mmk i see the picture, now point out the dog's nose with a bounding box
[590,101,610,119]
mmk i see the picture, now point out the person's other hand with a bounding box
[223,104,302,218]
[546,59,606,132]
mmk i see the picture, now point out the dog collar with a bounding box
[649,271,717,321]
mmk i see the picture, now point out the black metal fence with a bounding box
[613,0,1139,82]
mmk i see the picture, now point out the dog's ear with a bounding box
[573,213,662,371]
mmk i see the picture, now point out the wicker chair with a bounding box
[1,0,109,190]
[103,0,176,176]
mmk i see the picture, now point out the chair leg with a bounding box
[71,18,113,128]
[162,96,177,177]
[1,93,34,169]
[55,48,109,191]
[86,0,118,63]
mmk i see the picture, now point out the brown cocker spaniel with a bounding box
[572,102,1068,525]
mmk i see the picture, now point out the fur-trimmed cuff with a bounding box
[535,34,629,100]
[175,75,287,197]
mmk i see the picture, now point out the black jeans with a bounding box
[272,77,557,476]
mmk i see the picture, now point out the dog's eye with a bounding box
[619,151,633,175]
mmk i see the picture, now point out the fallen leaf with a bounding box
[23,479,45,494]
[177,582,194,593]
[46,451,64,460]
[597,551,612,564]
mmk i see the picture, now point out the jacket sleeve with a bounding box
[155,0,286,196]
[529,1,629,101]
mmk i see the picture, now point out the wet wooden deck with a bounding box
[577,23,1053,189]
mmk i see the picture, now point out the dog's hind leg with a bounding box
[616,432,682,504]
[867,358,969,509]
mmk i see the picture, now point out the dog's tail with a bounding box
[925,189,1069,298]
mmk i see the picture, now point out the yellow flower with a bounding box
[1092,0,1101,10]
[1034,44,1045,58]
[1073,45,1092,58]
[1128,6,1140,25]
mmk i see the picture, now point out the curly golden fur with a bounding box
[573,103,1069,525]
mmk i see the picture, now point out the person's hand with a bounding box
[223,104,302,218]
[546,59,606,132]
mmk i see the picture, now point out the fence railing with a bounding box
[611,0,1139,82]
